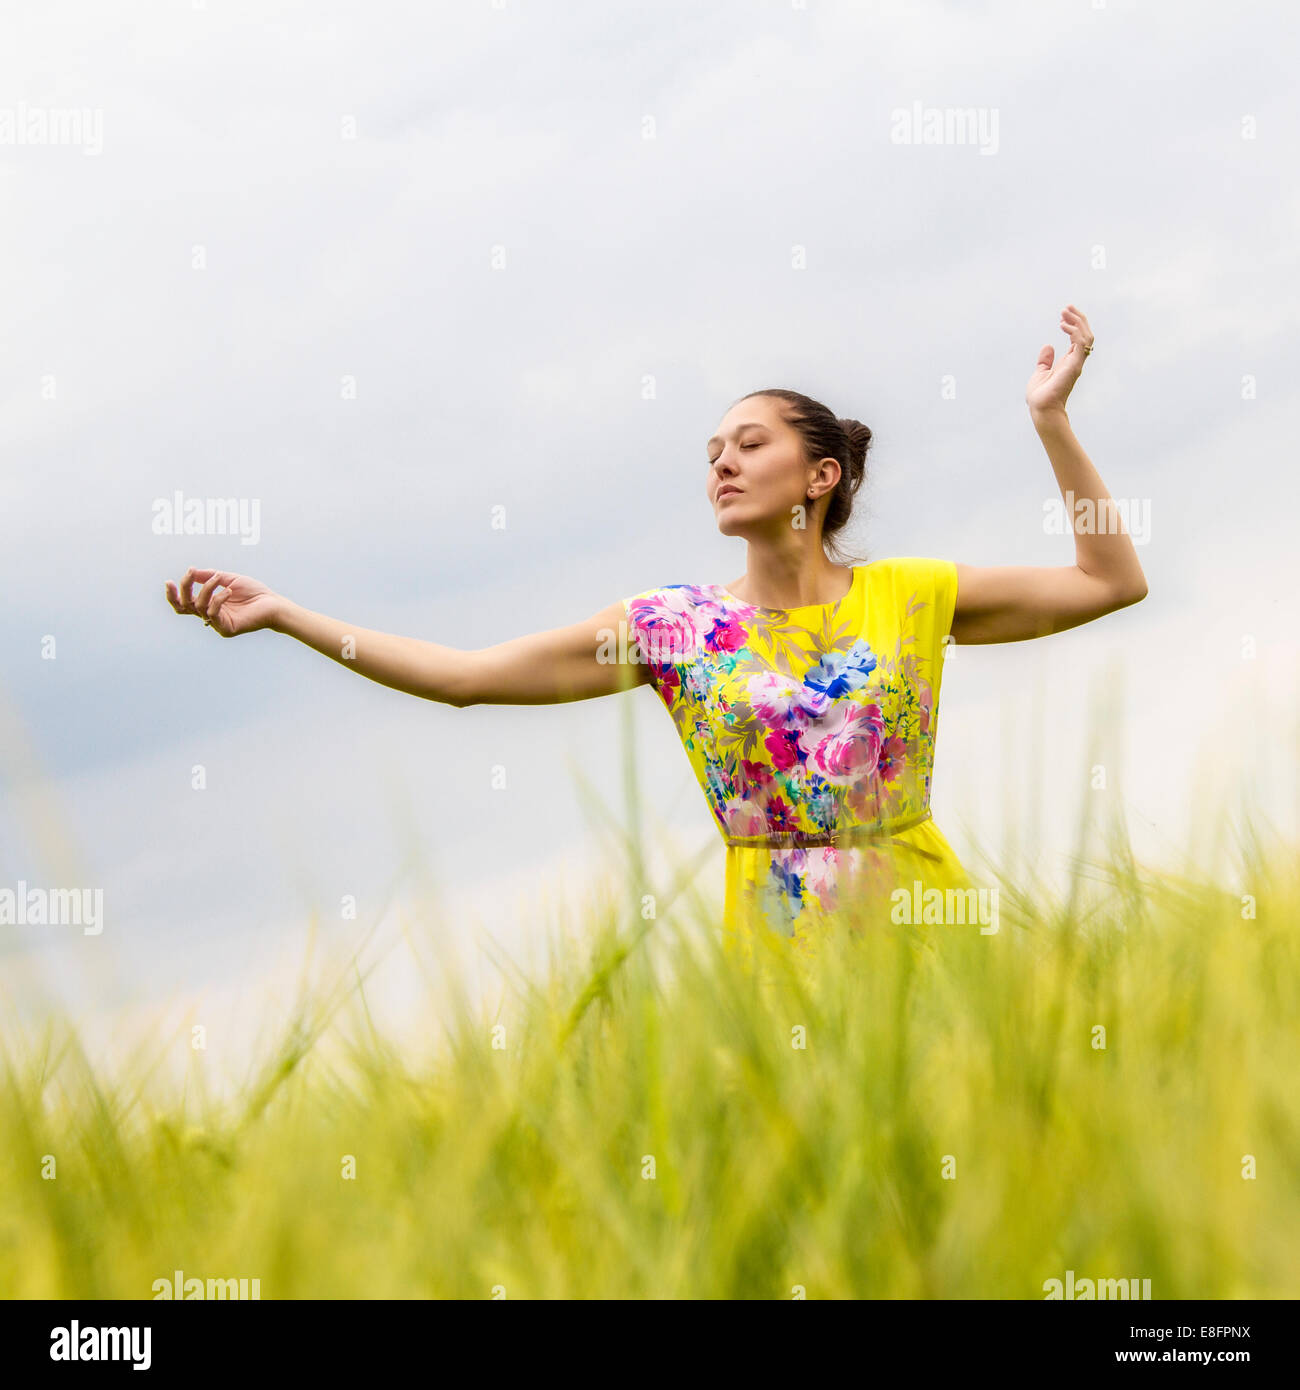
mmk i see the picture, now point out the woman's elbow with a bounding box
[1112,579,1148,610]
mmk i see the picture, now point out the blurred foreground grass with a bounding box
[1,805,1296,1301]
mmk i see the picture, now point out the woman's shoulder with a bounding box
[621,580,721,613]
[863,555,956,586]
[862,557,959,637]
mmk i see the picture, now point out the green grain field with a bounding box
[2,722,1296,1300]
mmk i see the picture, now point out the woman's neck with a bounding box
[726,549,856,609]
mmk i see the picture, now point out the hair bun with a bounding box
[837,417,872,486]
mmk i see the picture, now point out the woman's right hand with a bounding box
[165,568,285,637]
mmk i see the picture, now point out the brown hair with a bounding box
[738,388,871,564]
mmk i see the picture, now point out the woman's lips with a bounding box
[716,487,742,501]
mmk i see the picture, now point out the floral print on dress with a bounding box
[623,560,955,938]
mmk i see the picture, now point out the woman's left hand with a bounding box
[1026,304,1095,419]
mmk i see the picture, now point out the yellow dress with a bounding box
[622,557,971,958]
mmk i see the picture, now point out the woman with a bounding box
[166,305,1146,956]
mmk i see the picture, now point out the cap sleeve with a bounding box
[621,588,652,670]
[884,556,958,678]
[621,584,683,709]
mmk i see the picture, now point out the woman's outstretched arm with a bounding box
[164,569,651,706]
[950,304,1149,645]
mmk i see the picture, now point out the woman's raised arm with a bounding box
[165,568,651,707]
[950,304,1149,646]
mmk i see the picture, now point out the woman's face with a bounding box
[706,396,838,539]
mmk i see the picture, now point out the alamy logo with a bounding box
[50,1323,150,1369]
[889,102,999,155]
[1043,490,1151,544]
[1044,1269,1152,1299]
[890,880,999,935]
[0,881,103,936]
[152,1268,261,1299]
[0,104,103,155]
[152,491,261,545]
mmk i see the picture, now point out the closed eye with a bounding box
[708,443,760,464]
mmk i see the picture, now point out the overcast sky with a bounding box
[2,0,1297,1067]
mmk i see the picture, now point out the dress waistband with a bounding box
[722,806,935,851]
